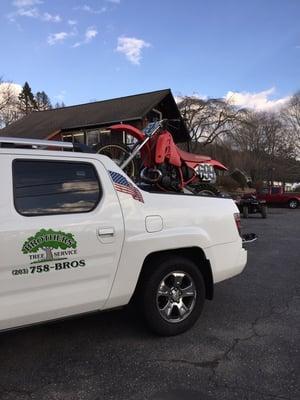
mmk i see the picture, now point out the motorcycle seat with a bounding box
[177,148,212,163]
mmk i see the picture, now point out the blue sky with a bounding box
[1,0,299,109]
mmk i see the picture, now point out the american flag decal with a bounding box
[109,171,144,203]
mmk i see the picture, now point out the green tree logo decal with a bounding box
[22,229,77,262]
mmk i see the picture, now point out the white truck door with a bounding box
[0,155,124,330]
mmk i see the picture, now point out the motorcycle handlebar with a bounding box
[160,118,180,125]
[143,119,181,137]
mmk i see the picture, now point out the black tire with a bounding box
[261,205,267,218]
[96,143,137,178]
[288,199,298,209]
[140,256,205,336]
[243,206,249,218]
[190,183,220,197]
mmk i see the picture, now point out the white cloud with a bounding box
[17,7,39,17]
[13,0,42,7]
[85,27,97,41]
[225,88,290,111]
[74,5,107,14]
[105,0,120,3]
[175,93,207,103]
[47,25,77,46]
[11,7,62,22]
[42,12,61,22]
[47,32,69,45]
[72,26,98,48]
[82,5,92,12]
[54,90,66,101]
[116,36,150,65]
[9,1,61,23]
[68,19,77,25]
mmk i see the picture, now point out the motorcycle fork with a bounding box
[180,163,198,187]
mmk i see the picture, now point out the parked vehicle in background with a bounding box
[235,194,267,218]
[257,186,300,209]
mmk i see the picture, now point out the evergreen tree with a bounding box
[18,81,37,115]
[35,91,52,111]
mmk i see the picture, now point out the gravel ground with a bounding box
[0,207,299,400]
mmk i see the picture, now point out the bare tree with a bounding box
[232,111,294,156]
[54,101,66,108]
[178,96,244,149]
[0,78,21,127]
[229,110,265,153]
[177,92,300,186]
[0,78,14,112]
[228,110,297,183]
[281,92,300,155]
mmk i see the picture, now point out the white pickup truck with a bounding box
[0,137,250,336]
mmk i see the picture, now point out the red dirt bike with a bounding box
[97,120,227,195]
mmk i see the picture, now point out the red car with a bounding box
[257,187,300,209]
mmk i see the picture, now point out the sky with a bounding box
[1,0,300,110]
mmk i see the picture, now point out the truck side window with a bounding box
[13,160,101,216]
[271,187,281,194]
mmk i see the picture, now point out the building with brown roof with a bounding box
[0,89,189,149]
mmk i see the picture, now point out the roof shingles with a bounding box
[0,89,173,140]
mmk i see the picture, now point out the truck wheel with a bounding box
[288,199,298,209]
[261,205,267,218]
[141,256,205,336]
[242,206,249,218]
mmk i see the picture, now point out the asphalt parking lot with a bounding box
[0,208,299,400]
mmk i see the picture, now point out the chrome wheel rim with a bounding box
[156,271,197,323]
[290,200,297,209]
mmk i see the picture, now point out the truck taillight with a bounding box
[234,213,241,236]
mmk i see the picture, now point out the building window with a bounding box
[62,127,138,149]
[86,130,101,147]
[13,160,101,216]
[62,132,85,144]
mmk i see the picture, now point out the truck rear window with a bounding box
[13,160,101,216]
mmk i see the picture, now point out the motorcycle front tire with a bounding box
[95,143,138,178]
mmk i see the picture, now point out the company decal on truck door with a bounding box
[109,171,144,203]
[11,229,86,276]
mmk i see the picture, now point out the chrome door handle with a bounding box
[98,227,115,237]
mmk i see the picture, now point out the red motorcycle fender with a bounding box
[108,123,151,166]
[109,124,146,142]
[185,161,199,169]
[185,160,227,171]
[206,159,228,171]
[155,132,182,167]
